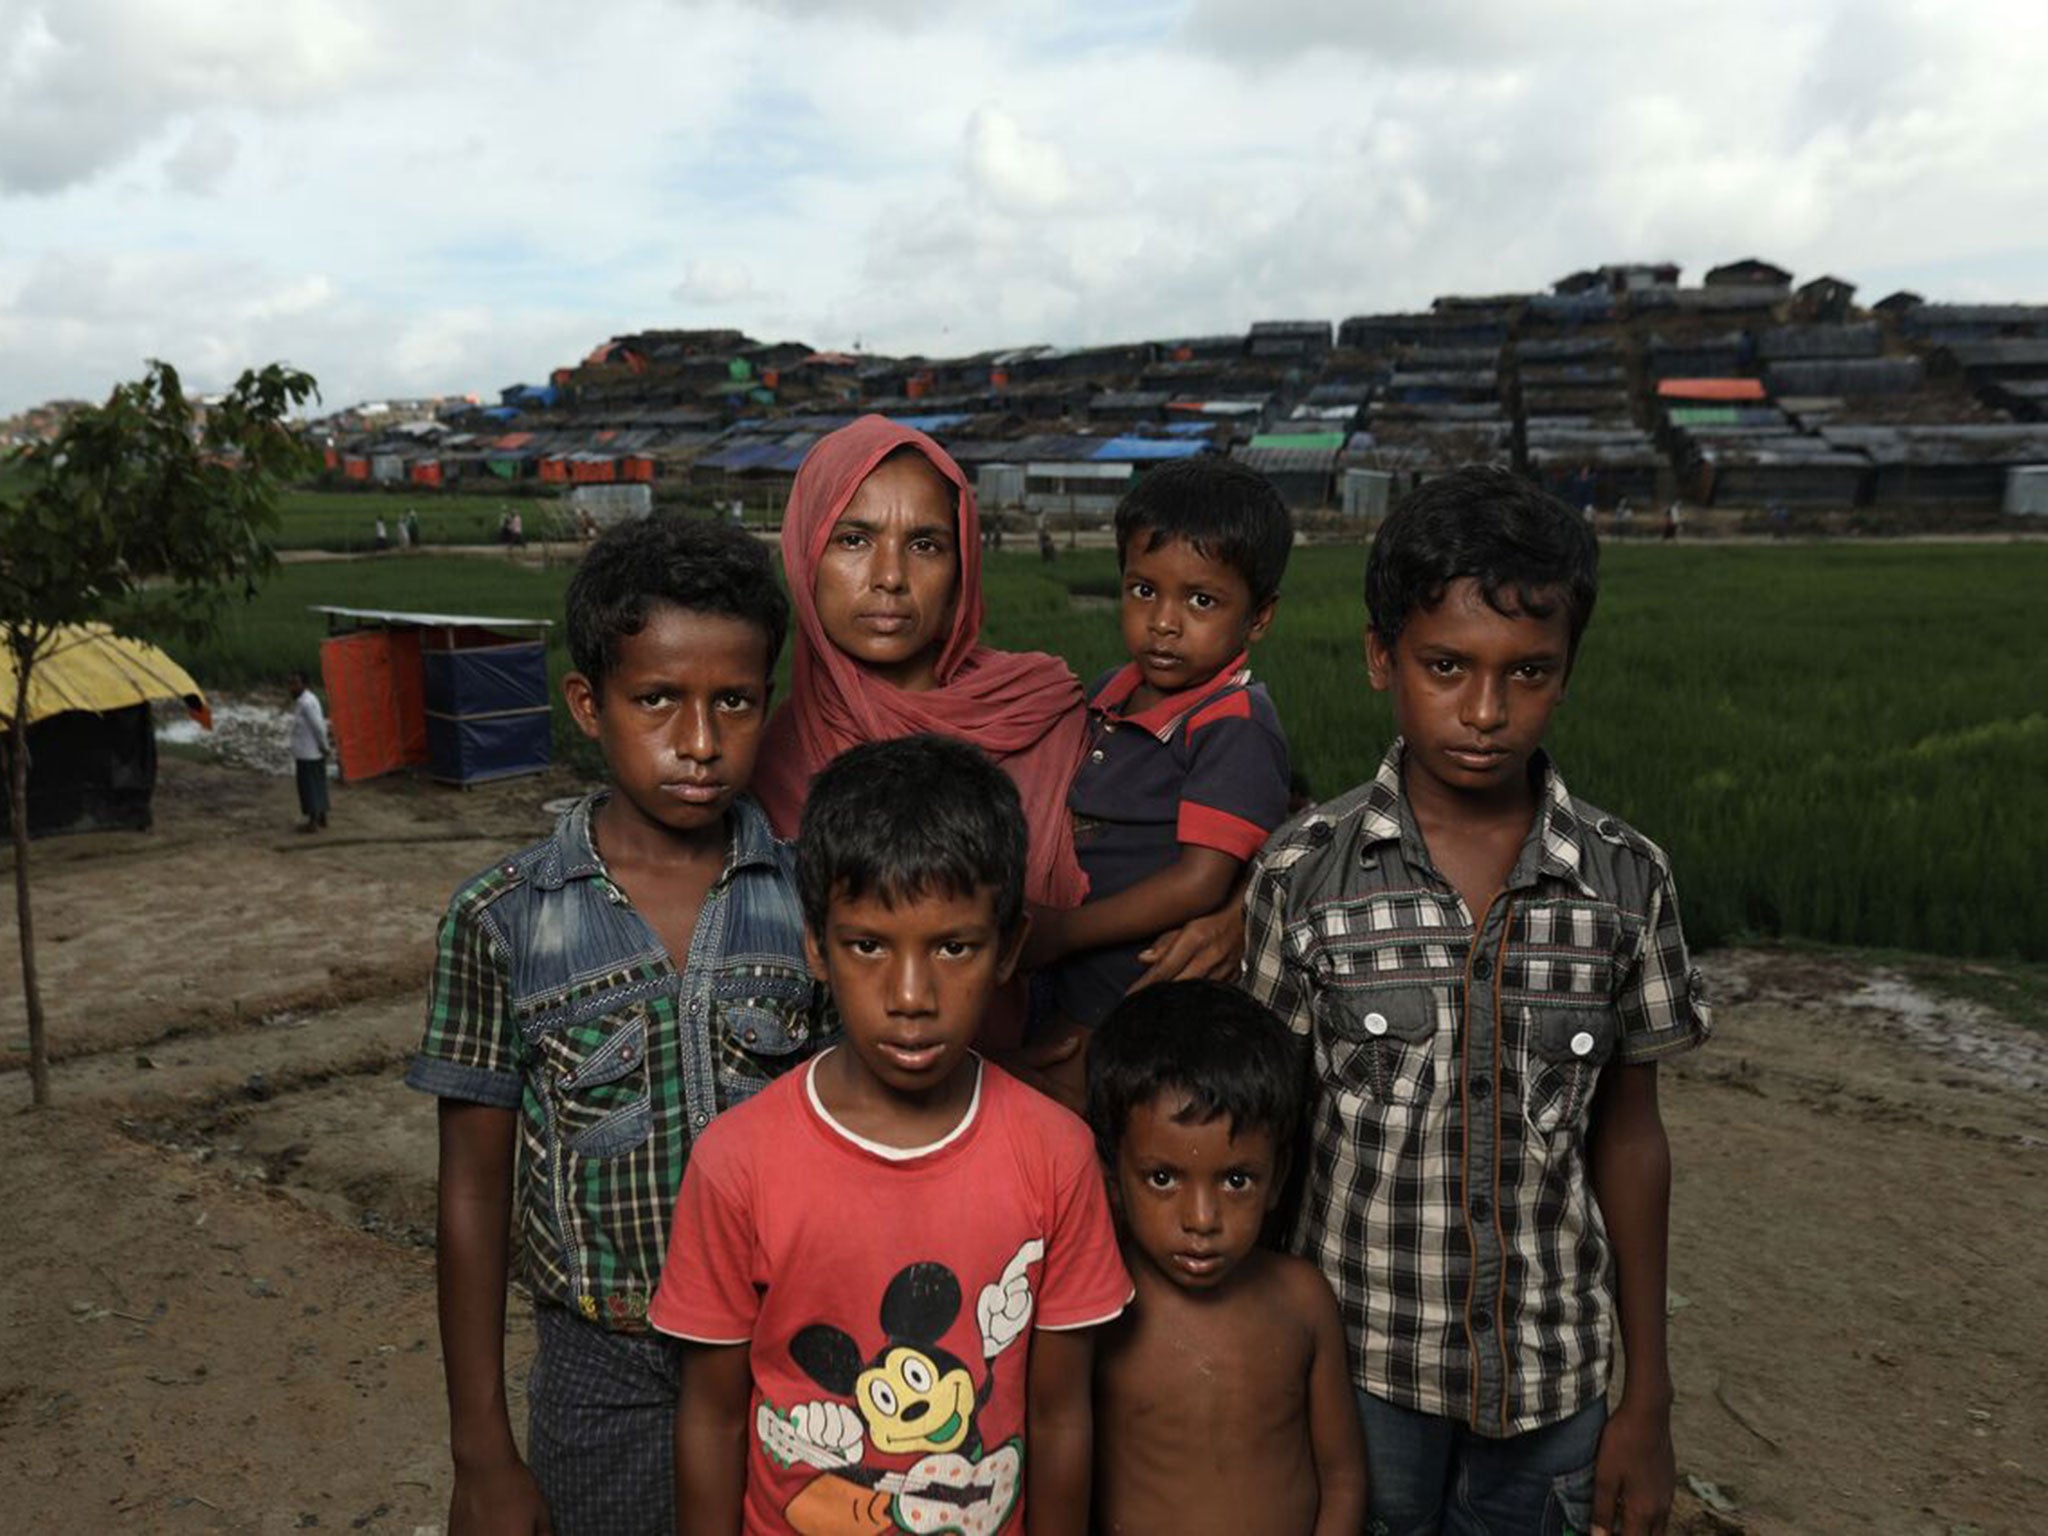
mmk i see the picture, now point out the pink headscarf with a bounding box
[754,415,1090,910]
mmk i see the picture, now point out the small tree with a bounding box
[1,360,318,1107]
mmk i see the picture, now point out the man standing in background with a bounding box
[286,670,332,832]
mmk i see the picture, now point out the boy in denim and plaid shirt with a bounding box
[407,518,824,1536]
[1243,468,1709,1536]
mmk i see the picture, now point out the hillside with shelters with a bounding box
[303,258,2048,525]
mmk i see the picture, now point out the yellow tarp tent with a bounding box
[1,625,209,728]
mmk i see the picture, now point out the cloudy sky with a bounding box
[3,0,2046,415]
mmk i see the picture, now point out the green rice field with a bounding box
[269,488,567,551]
[127,539,2048,962]
[267,488,740,551]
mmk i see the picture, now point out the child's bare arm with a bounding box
[1298,1264,1368,1536]
[1024,845,1242,970]
[1024,1327,1096,1536]
[435,1100,551,1535]
[1587,1063,1676,1536]
[676,1342,752,1536]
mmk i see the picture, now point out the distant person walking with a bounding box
[1037,506,1056,562]
[404,508,421,549]
[1663,501,1683,541]
[286,670,332,832]
[372,514,390,552]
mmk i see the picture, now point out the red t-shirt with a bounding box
[651,1054,1131,1536]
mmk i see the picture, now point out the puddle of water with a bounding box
[1838,974,2046,1091]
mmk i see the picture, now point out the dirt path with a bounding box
[4,759,2043,1534]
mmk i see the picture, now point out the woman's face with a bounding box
[812,452,960,692]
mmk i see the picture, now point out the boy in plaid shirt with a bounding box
[1243,467,1709,1536]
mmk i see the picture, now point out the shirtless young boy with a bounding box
[1086,980,1366,1536]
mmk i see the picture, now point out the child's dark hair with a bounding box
[797,734,1027,937]
[1113,457,1294,602]
[566,515,788,686]
[1365,465,1600,658]
[1087,980,1303,1165]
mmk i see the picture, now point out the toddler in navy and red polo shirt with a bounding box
[1020,456,1294,1111]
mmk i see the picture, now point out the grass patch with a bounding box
[115,539,2048,963]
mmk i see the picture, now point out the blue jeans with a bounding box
[1357,1391,1605,1536]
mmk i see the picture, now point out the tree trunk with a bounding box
[7,660,48,1107]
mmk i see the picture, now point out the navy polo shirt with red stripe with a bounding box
[1055,653,1291,1026]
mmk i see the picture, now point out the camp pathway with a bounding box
[2,757,2044,1533]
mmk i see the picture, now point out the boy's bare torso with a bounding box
[1093,1248,1322,1536]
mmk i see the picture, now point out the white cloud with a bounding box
[672,260,764,305]
[161,120,241,195]
[3,0,2048,413]
[965,107,1081,214]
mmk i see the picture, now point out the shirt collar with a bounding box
[1090,652,1252,743]
[1362,740,1597,899]
[537,789,781,891]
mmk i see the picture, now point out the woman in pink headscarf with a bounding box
[753,414,1091,910]
[754,415,1239,1052]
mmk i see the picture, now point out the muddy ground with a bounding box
[2,756,2042,1535]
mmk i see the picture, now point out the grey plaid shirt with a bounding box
[1244,742,1710,1435]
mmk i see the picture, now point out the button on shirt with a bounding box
[1244,741,1710,1435]
[407,792,825,1331]
[1057,655,1290,1026]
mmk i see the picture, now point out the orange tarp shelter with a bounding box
[1656,378,1768,402]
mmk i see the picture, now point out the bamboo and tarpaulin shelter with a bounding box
[0,625,209,837]
[312,606,551,786]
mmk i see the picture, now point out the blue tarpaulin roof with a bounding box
[1089,437,1210,462]
[481,406,520,422]
[884,413,972,433]
[699,433,821,473]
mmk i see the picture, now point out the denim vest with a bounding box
[410,791,822,1328]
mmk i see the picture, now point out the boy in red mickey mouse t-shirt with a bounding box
[651,736,1130,1535]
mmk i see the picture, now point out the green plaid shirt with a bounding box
[407,792,825,1331]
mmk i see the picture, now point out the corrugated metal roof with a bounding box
[1757,324,1881,361]
[1024,460,1132,480]
[1249,431,1345,451]
[1167,399,1268,416]
[1938,339,2048,368]
[1233,445,1338,474]
[309,606,550,633]
[1819,424,2048,465]
[1900,304,2048,331]
[1764,358,1924,396]
[1518,337,1619,363]
[1698,442,1868,468]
